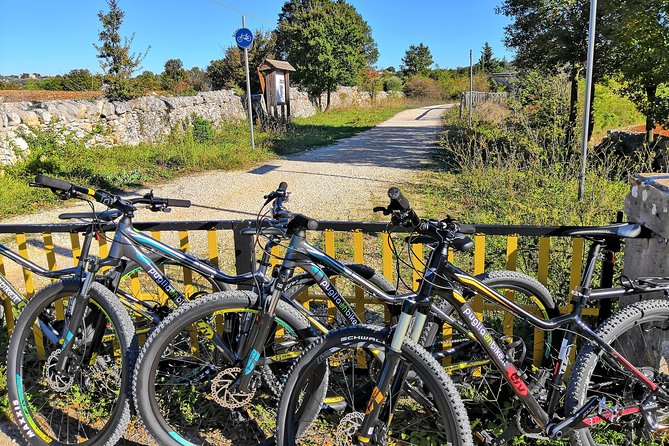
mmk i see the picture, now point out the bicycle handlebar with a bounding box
[265,182,319,232]
[32,175,191,215]
[381,186,475,251]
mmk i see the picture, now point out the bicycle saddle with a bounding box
[562,223,640,239]
[58,209,122,222]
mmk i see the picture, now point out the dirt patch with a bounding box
[0,90,103,103]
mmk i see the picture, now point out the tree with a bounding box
[62,69,102,91]
[478,42,504,74]
[498,0,601,143]
[188,67,211,92]
[94,0,149,100]
[401,43,433,77]
[276,0,378,109]
[603,0,669,140]
[207,30,276,92]
[162,58,187,90]
[132,70,161,92]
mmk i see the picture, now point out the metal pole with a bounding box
[578,0,597,200]
[242,16,255,150]
[469,49,473,127]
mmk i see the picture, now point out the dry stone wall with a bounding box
[0,86,395,165]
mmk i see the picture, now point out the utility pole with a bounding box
[242,16,255,150]
[578,0,597,200]
[469,49,473,127]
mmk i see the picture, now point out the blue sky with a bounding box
[0,0,513,76]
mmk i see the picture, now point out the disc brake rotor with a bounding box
[211,367,256,409]
[45,351,75,392]
[336,412,365,446]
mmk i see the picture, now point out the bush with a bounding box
[0,81,19,90]
[403,75,443,99]
[382,75,403,92]
[191,115,214,143]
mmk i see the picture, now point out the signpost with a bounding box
[236,19,255,150]
[578,0,598,200]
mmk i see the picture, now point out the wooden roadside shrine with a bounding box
[258,59,296,120]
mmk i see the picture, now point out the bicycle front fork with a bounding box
[357,298,430,443]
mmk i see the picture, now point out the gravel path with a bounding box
[0,103,449,446]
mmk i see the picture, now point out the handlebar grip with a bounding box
[278,182,288,193]
[34,175,73,192]
[388,187,412,212]
[166,198,191,208]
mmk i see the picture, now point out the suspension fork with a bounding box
[238,250,298,392]
[357,298,418,443]
[56,259,99,372]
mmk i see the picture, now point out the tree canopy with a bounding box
[401,43,433,76]
[276,0,378,109]
[94,0,148,100]
[162,58,187,90]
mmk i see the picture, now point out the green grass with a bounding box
[0,101,410,220]
[271,102,412,155]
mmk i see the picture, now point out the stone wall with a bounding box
[0,86,395,165]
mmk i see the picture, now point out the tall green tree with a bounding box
[401,43,433,76]
[162,58,187,90]
[207,30,276,92]
[94,0,149,100]
[604,0,669,140]
[276,0,378,110]
[478,42,504,74]
[62,69,102,91]
[498,0,609,143]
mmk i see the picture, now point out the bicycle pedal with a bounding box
[473,430,494,444]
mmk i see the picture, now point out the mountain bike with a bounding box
[276,187,669,446]
[5,175,402,446]
[133,182,553,446]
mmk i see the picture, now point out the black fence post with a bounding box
[233,220,256,290]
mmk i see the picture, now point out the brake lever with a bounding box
[373,206,391,215]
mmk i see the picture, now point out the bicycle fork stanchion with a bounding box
[358,299,417,443]
[56,258,98,372]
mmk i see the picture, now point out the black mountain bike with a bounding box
[132,182,553,446]
[276,187,669,446]
[6,175,399,446]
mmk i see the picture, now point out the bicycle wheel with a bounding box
[276,324,474,446]
[133,291,316,446]
[113,252,230,334]
[7,279,136,446]
[566,299,669,446]
[284,263,395,328]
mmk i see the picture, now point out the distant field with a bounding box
[0,89,103,102]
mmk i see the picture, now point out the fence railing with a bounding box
[0,219,636,365]
[460,91,508,118]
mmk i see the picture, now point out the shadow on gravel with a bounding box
[287,125,439,170]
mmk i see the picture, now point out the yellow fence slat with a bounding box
[535,237,551,365]
[381,232,393,283]
[537,237,550,286]
[503,236,518,336]
[16,234,35,299]
[151,231,167,303]
[70,233,81,266]
[97,235,109,273]
[270,245,281,269]
[353,230,365,322]
[411,244,423,292]
[43,233,64,320]
[569,237,585,295]
[207,229,219,267]
[179,231,193,298]
[0,256,14,333]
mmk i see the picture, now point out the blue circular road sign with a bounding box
[235,28,254,49]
